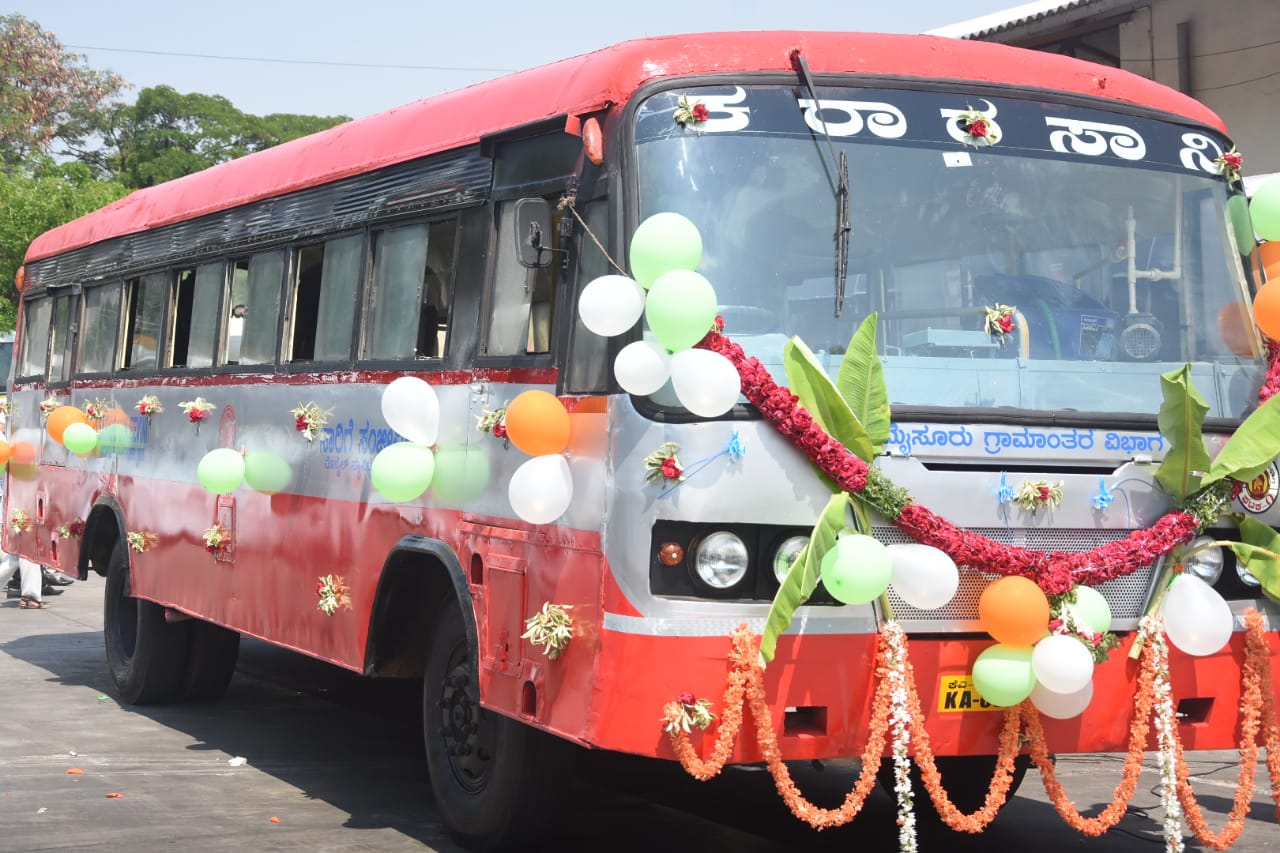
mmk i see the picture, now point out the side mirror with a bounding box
[514,198,553,268]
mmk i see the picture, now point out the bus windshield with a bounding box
[635,84,1263,420]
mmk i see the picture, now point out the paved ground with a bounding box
[1,579,1277,852]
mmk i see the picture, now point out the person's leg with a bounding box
[18,558,45,607]
[0,554,17,592]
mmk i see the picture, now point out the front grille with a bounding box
[877,526,1157,633]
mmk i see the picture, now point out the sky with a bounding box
[9,0,1023,120]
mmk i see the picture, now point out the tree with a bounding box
[0,160,127,328]
[0,15,126,172]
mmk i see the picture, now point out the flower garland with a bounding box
[644,442,685,484]
[1147,617,1186,852]
[289,402,332,442]
[316,574,352,615]
[136,395,163,416]
[885,622,918,852]
[521,602,574,659]
[661,692,716,735]
[700,329,1207,594]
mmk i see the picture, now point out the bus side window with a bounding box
[122,272,165,371]
[227,251,284,366]
[291,233,362,363]
[78,283,122,375]
[486,199,556,356]
[168,263,222,369]
[361,220,454,361]
[48,293,77,384]
[17,296,52,379]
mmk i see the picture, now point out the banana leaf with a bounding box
[1153,365,1210,503]
[1232,515,1280,603]
[783,336,874,463]
[760,492,847,663]
[836,313,890,456]
[1201,393,1280,489]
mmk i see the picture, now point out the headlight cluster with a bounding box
[650,522,826,601]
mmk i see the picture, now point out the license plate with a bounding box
[937,675,999,712]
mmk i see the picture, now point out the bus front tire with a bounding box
[423,603,569,852]
[103,542,191,705]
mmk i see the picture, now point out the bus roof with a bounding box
[26,30,1226,264]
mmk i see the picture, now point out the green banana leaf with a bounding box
[783,337,875,463]
[1232,515,1280,603]
[1153,365,1210,503]
[1201,393,1280,489]
[836,313,890,456]
[760,492,848,663]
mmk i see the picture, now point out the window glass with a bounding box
[291,234,361,363]
[231,251,284,366]
[364,223,430,360]
[565,196,610,391]
[78,283,122,374]
[487,200,556,356]
[48,294,75,383]
[123,273,165,370]
[168,264,221,368]
[18,297,51,377]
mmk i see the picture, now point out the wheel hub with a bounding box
[438,662,493,791]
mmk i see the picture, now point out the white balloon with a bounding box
[508,454,573,525]
[614,341,672,397]
[1162,574,1234,656]
[1030,679,1094,720]
[887,543,959,610]
[669,349,741,417]
[578,275,647,337]
[1032,634,1095,694]
[381,376,440,446]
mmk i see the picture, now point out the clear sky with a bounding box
[9,0,1021,120]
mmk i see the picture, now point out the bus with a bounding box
[11,31,1279,851]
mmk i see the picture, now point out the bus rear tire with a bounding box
[103,541,191,705]
[183,620,240,700]
[423,602,570,851]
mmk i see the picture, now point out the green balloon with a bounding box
[1069,585,1112,634]
[197,448,246,495]
[1252,179,1280,242]
[371,442,435,503]
[63,422,98,456]
[1227,194,1255,255]
[644,269,718,352]
[430,446,490,505]
[243,451,293,494]
[97,423,133,455]
[629,212,703,289]
[820,533,892,605]
[972,643,1037,707]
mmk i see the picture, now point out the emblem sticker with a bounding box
[1239,461,1280,514]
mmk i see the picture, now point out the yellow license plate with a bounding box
[937,675,999,712]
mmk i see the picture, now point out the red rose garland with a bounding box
[1259,341,1280,404]
[699,329,1202,595]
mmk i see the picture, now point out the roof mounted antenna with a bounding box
[790,48,851,318]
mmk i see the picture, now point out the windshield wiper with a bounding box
[790,49,852,317]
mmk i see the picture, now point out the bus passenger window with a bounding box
[78,283,122,374]
[292,234,362,363]
[362,220,454,361]
[168,264,221,369]
[48,294,76,383]
[123,273,165,371]
[487,200,556,356]
[226,251,284,366]
[17,297,52,378]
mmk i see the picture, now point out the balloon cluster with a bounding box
[1249,180,1280,339]
[578,213,741,417]
[818,536,960,609]
[197,448,293,495]
[370,377,440,502]
[47,406,99,456]
[503,390,573,524]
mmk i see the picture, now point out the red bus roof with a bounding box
[26,31,1226,264]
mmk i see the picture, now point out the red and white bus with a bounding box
[10,31,1279,851]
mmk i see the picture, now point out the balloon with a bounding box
[370,442,435,502]
[380,376,440,446]
[614,340,672,396]
[888,543,960,610]
[62,422,98,456]
[504,390,570,456]
[508,454,573,524]
[430,446,491,505]
[1031,633,1095,694]
[46,405,89,445]
[1252,280,1280,341]
[1217,302,1258,358]
[1251,178,1280,241]
[9,441,38,480]
[669,349,741,417]
[1068,585,1112,634]
[243,451,293,494]
[1030,679,1094,720]
[197,448,245,495]
[644,269,718,352]
[1226,194,1255,255]
[102,407,133,429]
[578,275,647,337]
[629,212,703,289]
[978,576,1050,646]
[820,533,893,605]
[0,439,10,466]
[972,643,1037,707]
[97,423,134,455]
[1161,574,1234,656]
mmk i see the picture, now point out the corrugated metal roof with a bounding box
[926,0,1101,39]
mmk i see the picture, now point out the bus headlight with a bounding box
[1236,561,1262,588]
[1182,536,1224,586]
[773,536,809,583]
[692,532,749,590]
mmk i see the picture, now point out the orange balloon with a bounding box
[1253,281,1280,342]
[503,390,571,456]
[46,405,89,445]
[978,576,1050,647]
[9,440,38,480]
[1217,302,1259,358]
[103,407,132,428]
[0,439,10,465]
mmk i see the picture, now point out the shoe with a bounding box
[43,568,73,586]
[42,584,64,596]
[18,596,49,609]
